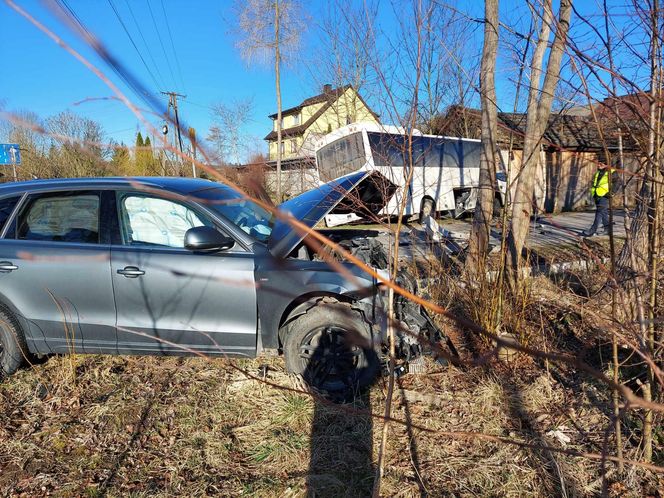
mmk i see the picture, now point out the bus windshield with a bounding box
[316,132,366,182]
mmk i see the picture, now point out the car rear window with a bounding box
[16,193,100,244]
[0,196,20,234]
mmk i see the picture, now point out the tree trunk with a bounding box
[603,0,624,468]
[467,0,499,271]
[614,1,658,311]
[508,0,572,275]
[617,0,661,462]
[274,0,283,202]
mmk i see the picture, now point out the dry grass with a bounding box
[1,346,661,496]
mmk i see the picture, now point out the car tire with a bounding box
[0,308,28,377]
[419,198,435,224]
[283,300,380,400]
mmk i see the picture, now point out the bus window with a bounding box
[368,132,406,167]
[421,136,445,169]
[317,132,366,182]
[368,132,426,167]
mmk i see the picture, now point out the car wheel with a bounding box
[419,198,435,224]
[0,309,28,377]
[283,301,379,399]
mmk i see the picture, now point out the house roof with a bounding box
[595,92,650,122]
[268,85,351,119]
[264,85,379,141]
[433,105,639,151]
[264,102,332,141]
[498,112,613,149]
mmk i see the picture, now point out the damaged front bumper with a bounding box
[336,236,459,373]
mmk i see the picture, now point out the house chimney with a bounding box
[322,84,332,94]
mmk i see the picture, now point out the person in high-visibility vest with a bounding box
[581,164,621,237]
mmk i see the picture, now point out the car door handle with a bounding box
[117,266,145,278]
[0,261,18,272]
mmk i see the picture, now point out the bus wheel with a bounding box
[419,198,435,223]
[492,196,502,219]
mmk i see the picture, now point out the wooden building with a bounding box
[432,102,643,213]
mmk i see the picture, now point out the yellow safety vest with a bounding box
[591,168,613,197]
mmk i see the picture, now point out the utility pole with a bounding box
[160,122,169,175]
[161,91,186,167]
[188,127,197,178]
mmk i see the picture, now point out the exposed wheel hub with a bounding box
[299,326,362,391]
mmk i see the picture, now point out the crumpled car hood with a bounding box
[267,171,395,258]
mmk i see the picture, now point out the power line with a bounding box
[57,0,157,111]
[124,0,167,90]
[106,126,137,135]
[159,0,186,93]
[58,0,94,43]
[107,0,160,90]
[185,100,216,111]
[146,0,178,90]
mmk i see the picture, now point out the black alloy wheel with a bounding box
[283,302,380,400]
[298,325,366,393]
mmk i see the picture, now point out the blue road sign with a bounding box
[0,144,21,165]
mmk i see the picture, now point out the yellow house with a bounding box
[264,84,380,160]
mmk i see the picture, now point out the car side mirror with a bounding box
[184,226,235,252]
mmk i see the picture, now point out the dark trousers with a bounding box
[589,195,609,234]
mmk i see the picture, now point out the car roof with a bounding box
[0,176,219,196]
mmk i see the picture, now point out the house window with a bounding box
[290,140,297,153]
[293,114,300,126]
[280,142,285,154]
[346,115,352,125]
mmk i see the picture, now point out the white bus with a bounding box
[314,123,506,226]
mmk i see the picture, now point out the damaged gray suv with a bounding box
[0,173,449,396]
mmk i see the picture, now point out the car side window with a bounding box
[15,192,100,244]
[119,194,213,248]
[0,196,20,235]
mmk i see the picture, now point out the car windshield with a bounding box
[193,186,273,243]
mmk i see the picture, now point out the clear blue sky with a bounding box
[0,0,642,161]
[1,0,333,157]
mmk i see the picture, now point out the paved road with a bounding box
[354,210,628,264]
[436,209,626,248]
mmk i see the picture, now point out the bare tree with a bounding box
[419,5,481,132]
[612,0,662,462]
[47,110,109,177]
[1,110,50,180]
[467,0,499,270]
[315,0,378,96]
[508,0,572,276]
[233,0,306,201]
[207,98,254,165]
